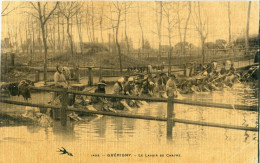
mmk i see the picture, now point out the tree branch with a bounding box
[1,2,10,14]
[43,2,59,25]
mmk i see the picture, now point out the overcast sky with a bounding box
[1,1,259,49]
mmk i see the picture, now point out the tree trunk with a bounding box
[183,2,191,56]
[157,2,163,60]
[45,24,48,43]
[91,2,95,43]
[100,19,103,44]
[124,4,130,54]
[85,7,92,43]
[116,11,122,76]
[100,3,104,44]
[137,5,144,50]
[53,22,56,55]
[201,37,205,64]
[228,2,231,43]
[25,18,29,61]
[62,17,65,54]
[108,33,111,53]
[167,16,172,76]
[40,23,48,82]
[14,26,18,54]
[76,13,83,54]
[177,3,183,56]
[245,1,251,55]
[31,17,35,61]
[57,13,61,55]
[66,18,74,57]
[19,23,24,54]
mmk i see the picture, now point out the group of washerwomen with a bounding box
[86,72,179,111]
[178,60,238,94]
[51,60,238,111]
[50,64,179,111]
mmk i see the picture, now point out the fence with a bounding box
[0,86,258,141]
[32,53,255,83]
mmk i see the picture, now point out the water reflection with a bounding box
[52,121,76,142]
[27,125,41,133]
[0,82,258,162]
[92,116,107,138]
[112,116,124,139]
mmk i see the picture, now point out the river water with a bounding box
[0,82,258,163]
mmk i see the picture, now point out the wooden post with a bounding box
[10,53,15,66]
[4,54,7,73]
[189,63,193,77]
[193,62,197,75]
[99,67,103,81]
[168,51,172,76]
[167,96,174,140]
[60,91,68,126]
[108,33,111,52]
[35,70,40,82]
[258,61,260,113]
[88,67,93,86]
[183,64,187,76]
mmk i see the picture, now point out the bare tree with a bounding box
[47,21,56,56]
[19,22,25,54]
[26,16,31,62]
[107,2,130,75]
[29,2,59,81]
[13,25,19,54]
[124,2,132,54]
[59,2,82,57]
[53,11,62,55]
[61,15,66,53]
[162,2,177,75]
[227,2,232,43]
[193,2,208,64]
[245,1,251,55]
[176,2,183,56]
[31,16,36,60]
[76,12,83,54]
[155,1,163,59]
[91,2,96,43]
[85,4,92,42]
[183,2,191,56]
[137,3,144,50]
[1,2,17,16]
[99,2,105,43]
[114,2,123,75]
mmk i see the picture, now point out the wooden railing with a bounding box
[0,86,258,141]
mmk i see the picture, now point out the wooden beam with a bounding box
[0,99,257,132]
[60,92,68,126]
[167,96,174,140]
[88,68,93,86]
[29,87,258,111]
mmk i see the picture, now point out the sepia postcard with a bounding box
[0,1,259,162]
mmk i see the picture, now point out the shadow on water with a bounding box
[0,82,258,154]
[52,121,76,142]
